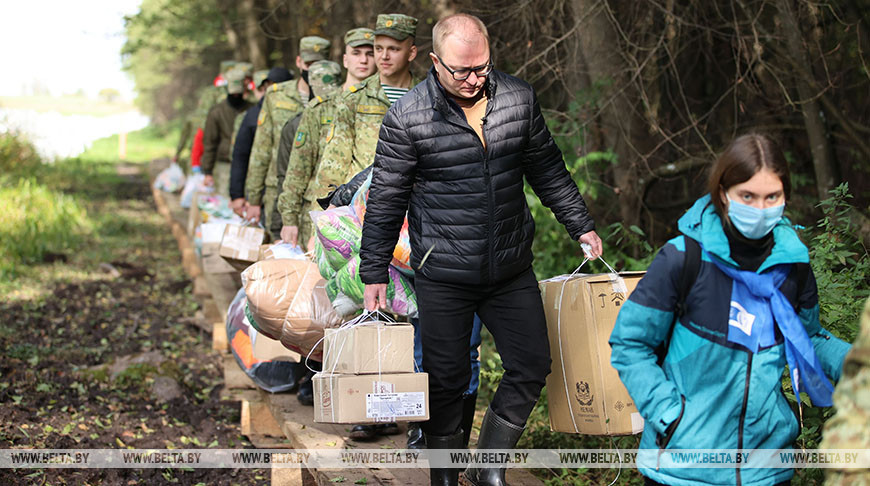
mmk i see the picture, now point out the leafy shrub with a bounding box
[0,177,89,278]
[0,129,42,177]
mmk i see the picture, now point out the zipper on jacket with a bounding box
[736,352,752,486]
[481,117,495,284]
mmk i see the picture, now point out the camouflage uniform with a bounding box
[245,36,330,232]
[276,60,344,243]
[304,16,419,210]
[305,71,423,215]
[822,297,870,485]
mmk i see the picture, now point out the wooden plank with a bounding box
[264,392,431,486]
[203,271,242,324]
[270,466,305,486]
[212,321,229,353]
[223,355,256,390]
[241,396,284,438]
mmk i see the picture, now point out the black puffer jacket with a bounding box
[360,68,595,285]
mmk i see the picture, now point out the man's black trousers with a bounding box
[415,266,551,436]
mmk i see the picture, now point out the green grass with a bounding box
[0,94,136,117]
[0,125,179,299]
[79,124,180,164]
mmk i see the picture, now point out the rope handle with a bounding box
[304,309,397,373]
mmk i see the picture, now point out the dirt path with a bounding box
[0,163,267,485]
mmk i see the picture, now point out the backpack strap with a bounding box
[657,236,701,365]
[788,262,811,311]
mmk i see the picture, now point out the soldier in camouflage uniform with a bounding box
[277,28,378,246]
[202,68,253,197]
[305,15,422,217]
[822,297,870,485]
[271,60,343,242]
[244,36,330,232]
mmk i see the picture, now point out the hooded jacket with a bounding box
[610,195,850,486]
[359,68,594,285]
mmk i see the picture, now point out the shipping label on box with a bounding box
[540,271,646,436]
[220,224,265,263]
[313,372,429,424]
[322,323,414,374]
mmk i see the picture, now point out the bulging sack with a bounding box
[242,258,320,340]
[350,173,413,276]
[281,279,347,361]
[311,206,361,272]
[226,288,304,393]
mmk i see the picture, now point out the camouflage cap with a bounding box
[253,69,270,88]
[219,60,238,74]
[235,62,254,77]
[308,60,342,98]
[225,68,246,94]
[299,36,331,63]
[345,28,375,48]
[374,14,417,41]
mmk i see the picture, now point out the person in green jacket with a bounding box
[277,27,378,247]
[271,60,343,241]
[306,14,423,213]
[201,68,253,197]
[244,36,330,232]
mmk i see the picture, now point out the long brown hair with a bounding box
[707,134,791,215]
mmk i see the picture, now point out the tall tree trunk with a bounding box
[216,0,244,60]
[572,0,653,232]
[777,0,840,199]
[240,0,268,68]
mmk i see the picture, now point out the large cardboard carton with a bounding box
[540,271,646,435]
[219,224,266,270]
[322,323,414,374]
[313,372,429,424]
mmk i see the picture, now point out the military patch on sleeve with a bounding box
[276,101,300,111]
[294,131,307,147]
[257,110,266,126]
[325,124,336,143]
[357,104,387,115]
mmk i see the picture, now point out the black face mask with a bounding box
[301,70,310,85]
[227,94,246,109]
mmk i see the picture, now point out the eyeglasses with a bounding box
[434,53,493,81]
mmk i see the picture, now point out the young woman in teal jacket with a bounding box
[610,134,850,486]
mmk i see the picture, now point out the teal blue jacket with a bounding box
[609,195,850,485]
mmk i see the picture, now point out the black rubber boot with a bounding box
[425,429,463,486]
[407,422,426,449]
[464,407,525,486]
[460,392,478,447]
[296,375,314,406]
[348,424,377,440]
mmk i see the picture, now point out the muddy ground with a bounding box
[0,163,267,485]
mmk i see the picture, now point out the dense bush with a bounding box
[0,132,90,279]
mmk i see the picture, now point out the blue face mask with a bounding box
[727,197,784,239]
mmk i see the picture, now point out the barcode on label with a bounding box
[366,392,426,421]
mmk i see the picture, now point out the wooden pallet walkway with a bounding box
[150,160,543,485]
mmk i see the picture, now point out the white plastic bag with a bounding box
[180,172,212,208]
[153,163,186,193]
